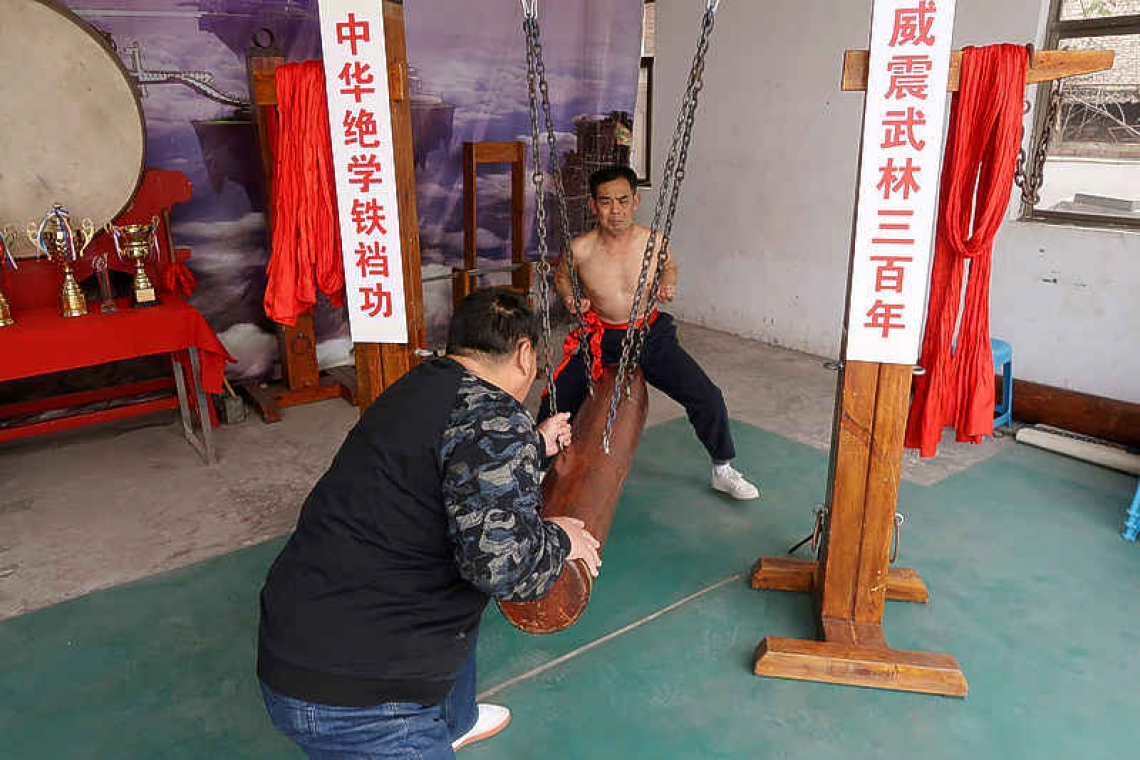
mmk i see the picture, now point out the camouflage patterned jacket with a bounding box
[259,358,568,707]
[441,372,570,602]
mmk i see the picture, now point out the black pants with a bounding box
[537,312,735,462]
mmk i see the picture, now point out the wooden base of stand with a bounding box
[751,557,966,697]
[754,636,968,697]
[751,557,928,603]
[240,366,357,423]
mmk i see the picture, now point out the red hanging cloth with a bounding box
[263,60,344,326]
[905,44,1028,458]
[159,259,197,298]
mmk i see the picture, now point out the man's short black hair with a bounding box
[447,288,540,360]
[589,165,639,198]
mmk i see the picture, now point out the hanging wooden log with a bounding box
[498,366,648,634]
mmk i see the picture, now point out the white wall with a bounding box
[646,0,1139,404]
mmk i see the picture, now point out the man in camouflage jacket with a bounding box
[257,289,599,760]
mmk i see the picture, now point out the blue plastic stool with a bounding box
[991,338,1013,431]
[1124,480,1140,543]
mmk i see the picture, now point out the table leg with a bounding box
[170,350,215,465]
[188,347,216,465]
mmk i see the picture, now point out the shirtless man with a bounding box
[538,165,759,500]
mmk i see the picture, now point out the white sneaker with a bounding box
[712,465,760,500]
[452,703,511,751]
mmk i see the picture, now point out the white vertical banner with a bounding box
[318,0,408,344]
[845,0,957,364]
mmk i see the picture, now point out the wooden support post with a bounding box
[509,143,530,295]
[752,359,968,698]
[355,0,427,412]
[751,45,1113,699]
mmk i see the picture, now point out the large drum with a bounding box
[0,0,145,256]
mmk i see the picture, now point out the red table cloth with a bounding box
[0,296,234,394]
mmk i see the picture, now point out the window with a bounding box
[631,0,654,186]
[1026,0,1140,225]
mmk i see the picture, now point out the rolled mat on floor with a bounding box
[498,366,649,634]
[1015,426,1140,476]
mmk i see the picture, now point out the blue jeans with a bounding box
[261,642,478,759]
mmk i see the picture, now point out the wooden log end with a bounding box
[497,559,592,634]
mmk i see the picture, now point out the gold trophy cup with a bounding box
[0,226,17,327]
[107,216,160,308]
[27,205,95,318]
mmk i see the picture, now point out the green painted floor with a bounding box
[2,419,1137,759]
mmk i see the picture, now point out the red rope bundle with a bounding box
[905,44,1028,458]
[264,60,344,325]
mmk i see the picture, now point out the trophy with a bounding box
[91,253,118,314]
[27,204,95,318]
[106,216,160,308]
[0,226,17,327]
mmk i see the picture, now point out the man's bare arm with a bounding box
[554,255,574,307]
[657,250,678,302]
[554,251,591,313]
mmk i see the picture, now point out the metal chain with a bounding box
[1015,80,1064,207]
[601,5,718,453]
[528,14,594,400]
[624,9,713,397]
[522,15,558,412]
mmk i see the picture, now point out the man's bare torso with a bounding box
[569,224,666,324]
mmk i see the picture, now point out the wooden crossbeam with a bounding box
[750,557,929,603]
[841,49,1115,92]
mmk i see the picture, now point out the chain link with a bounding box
[522,16,558,412]
[531,16,593,400]
[602,7,718,453]
[523,12,594,416]
[1015,80,1063,208]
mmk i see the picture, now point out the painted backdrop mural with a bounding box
[67,0,641,379]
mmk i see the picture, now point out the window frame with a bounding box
[634,0,655,188]
[636,53,654,187]
[1022,0,1140,229]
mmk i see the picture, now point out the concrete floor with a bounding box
[0,320,1010,622]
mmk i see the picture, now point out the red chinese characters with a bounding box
[331,10,397,325]
[360,281,393,318]
[865,299,907,337]
[350,198,388,235]
[889,0,936,47]
[863,1,941,340]
[343,110,380,148]
[338,61,376,103]
[335,13,371,55]
[355,241,390,278]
